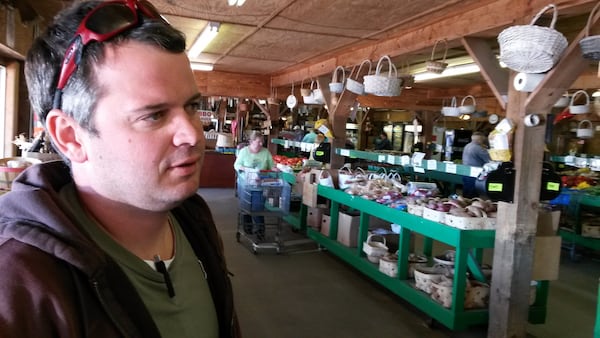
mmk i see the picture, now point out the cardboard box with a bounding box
[307,206,325,229]
[531,235,562,281]
[531,209,562,280]
[320,214,331,236]
[536,210,560,236]
[337,211,360,247]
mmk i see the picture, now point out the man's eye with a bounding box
[144,111,165,121]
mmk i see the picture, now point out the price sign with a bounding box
[427,160,437,170]
[387,155,395,164]
[446,163,457,174]
[414,167,425,173]
[547,182,560,191]
[340,149,350,156]
[488,183,503,192]
[470,167,483,177]
[378,155,386,163]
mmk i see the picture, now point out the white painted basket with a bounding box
[362,234,388,263]
[364,55,401,97]
[422,207,447,224]
[413,265,450,294]
[498,4,568,73]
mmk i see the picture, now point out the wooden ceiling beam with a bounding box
[271,0,596,87]
[462,37,508,110]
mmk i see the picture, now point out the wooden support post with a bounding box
[488,72,545,338]
[267,102,280,155]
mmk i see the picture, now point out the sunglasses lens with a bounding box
[85,4,137,35]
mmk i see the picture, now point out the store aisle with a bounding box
[198,188,599,338]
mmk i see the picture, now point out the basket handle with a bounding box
[450,96,457,107]
[579,120,592,129]
[530,4,558,28]
[570,89,590,105]
[460,95,476,106]
[430,39,448,62]
[585,1,600,37]
[353,59,372,80]
[375,55,398,77]
[332,66,346,83]
[366,234,386,246]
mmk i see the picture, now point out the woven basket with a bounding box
[413,265,450,294]
[430,276,490,309]
[329,66,346,93]
[364,55,402,97]
[362,234,388,263]
[580,2,600,60]
[569,89,590,114]
[426,39,448,74]
[498,4,568,73]
[346,60,372,95]
[300,78,311,97]
[398,61,415,88]
[441,96,460,117]
[459,95,476,114]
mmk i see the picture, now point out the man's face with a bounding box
[75,41,204,211]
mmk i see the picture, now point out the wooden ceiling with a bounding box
[19,0,600,96]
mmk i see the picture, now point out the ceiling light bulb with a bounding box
[190,62,214,71]
[188,22,220,58]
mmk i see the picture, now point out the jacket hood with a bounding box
[0,160,109,276]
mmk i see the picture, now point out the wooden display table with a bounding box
[200,151,236,188]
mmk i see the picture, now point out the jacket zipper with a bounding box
[92,280,131,337]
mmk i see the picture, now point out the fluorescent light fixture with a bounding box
[414,63,481,82]
[188,22,220,58]
[592,90,600,97]
[190,62,214,71]
[228,0,246,6]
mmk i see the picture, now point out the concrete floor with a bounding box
[199,188,599,338]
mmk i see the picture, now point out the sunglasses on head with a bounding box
[53,0,164,110]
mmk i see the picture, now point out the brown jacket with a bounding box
[0,161,240,338]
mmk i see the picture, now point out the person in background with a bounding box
[234,130,277,240]
[301,128,318,143]
[0,1,240,337]
[293,125,305,142]
[461,131,491,198]
[234,130,275,172]
[411,135,425,153]
[374,132,392,150]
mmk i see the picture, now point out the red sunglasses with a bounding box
[53,0,164,109]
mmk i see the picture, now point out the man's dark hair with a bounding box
[25,1,186,135]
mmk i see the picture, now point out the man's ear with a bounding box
[45,109,87,163]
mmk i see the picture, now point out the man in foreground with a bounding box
[0,1,240,337]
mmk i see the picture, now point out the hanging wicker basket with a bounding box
[426,40,448,74]
[441,96,460,117]
[569,89,590,114]
[346,60,371,95]
[329,66,346,93]
[364,55,402,97]
[580,2,600,60]
[498,4,568,73]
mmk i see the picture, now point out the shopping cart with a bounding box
[236,170,291,254]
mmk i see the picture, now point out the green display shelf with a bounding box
[308,184,548,331]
